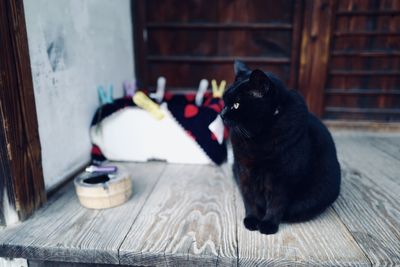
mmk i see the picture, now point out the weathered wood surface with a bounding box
[0,0,46,225]
[228,168,370,267]
[1,134,400,266]
[298,0,337,116]
[136,0,299,91]
[28,260,128,267]
[325,0,400,121]
[0,163,166,264]
[119,164,237,266]
[333,133,400,266]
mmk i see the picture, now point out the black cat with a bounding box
[221,60,341,235]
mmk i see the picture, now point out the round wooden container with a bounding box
[74,171,132,209]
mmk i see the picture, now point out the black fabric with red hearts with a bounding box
[90,92,228,165]
[164,92,228,165]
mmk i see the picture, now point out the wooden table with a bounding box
[0,133,399,266]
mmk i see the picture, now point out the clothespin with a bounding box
[195,79,209,106]
[97,85,113,105]
[211,79,226,98]
[150,76,166,103]
[133,91,165,120]
[123,79,137,97]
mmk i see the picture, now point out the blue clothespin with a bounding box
[97,85,114,105]
[123,79,137,97]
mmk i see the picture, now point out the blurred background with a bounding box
[134,0,400,121]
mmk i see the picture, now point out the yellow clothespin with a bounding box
[211,79,226,98]
[133,91,165,120]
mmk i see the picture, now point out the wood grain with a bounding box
[0,0,46,224]
[325,0,400,121]
[28,261,124,267]
[0,162,166,264]
[119,164,238,266]
[136,0,300,92]
[298,0,337,117]
[333,133,400,266]
[365,135,400,161]
[1,135,400,266]
[224,165,370,267]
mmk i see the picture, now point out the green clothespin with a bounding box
[98,85,114,105]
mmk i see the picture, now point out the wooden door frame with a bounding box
[298,0,337,116]
[0,0,46,226]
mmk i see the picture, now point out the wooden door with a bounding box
[133,0,303,91]
[323,0,400,121]
[133,0,400,121]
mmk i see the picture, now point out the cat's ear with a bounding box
[234,60,250,78]
[248,69,272,98]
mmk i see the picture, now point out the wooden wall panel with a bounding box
[298,0,337,116]
[146,0,293,23]
[148,62,290,89]
[136,0,300,91]
[147,30,292,57]
[146,0,218,23]
[135,0,399,121]
[324,0,400,121]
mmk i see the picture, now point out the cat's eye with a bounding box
[233,102,240,109]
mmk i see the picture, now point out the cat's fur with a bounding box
[221,61,341,235]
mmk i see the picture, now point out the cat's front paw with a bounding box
[243,216,259,231]
[259,220,279,235]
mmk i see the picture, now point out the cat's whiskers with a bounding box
[235,125,251,139]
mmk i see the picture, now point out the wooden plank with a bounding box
[336,10,400,16]
[298,0,337,116]
[143,0,295,92]
[0,0,46,224]
[0,113,13,226]
[325,0,400,122]
[325,89,400,95]
[0,258,27,267]
[226,166,370,266]
[28,260,131,267]
[147,55,290,64]
[148,62,290,90]
[333,134,400,266]
[325,107,400,115]
[334,31,400,36]
[119,164,237,266]
[146,22,293,30]
[0,183,88,259]
[334,134,400,196]
[332,50,400,57]
[366,135,400,161]
[0,162,166,264]
[324,120,400,132]
[330,70,400,76]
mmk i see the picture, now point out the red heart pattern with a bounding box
[184,104,199,118]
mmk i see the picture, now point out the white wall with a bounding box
[23,0,135,190]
